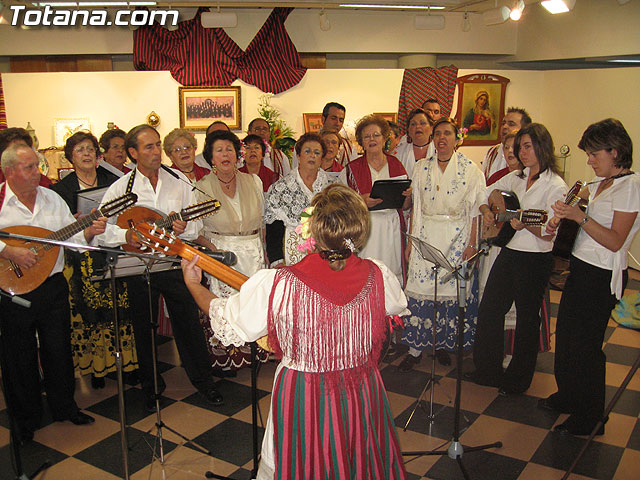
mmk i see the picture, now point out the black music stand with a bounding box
[402,232,455,428]
[403,247,502,480]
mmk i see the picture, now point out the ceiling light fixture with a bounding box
[319,9,330,31]
[201,6,237,29]
[340,4,445,10]
[509,0,525,21]
[541,0,576,14]
[482,6,510,25]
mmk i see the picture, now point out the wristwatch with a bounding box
[579,215,589,227]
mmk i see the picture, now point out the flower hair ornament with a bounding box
[295,206,316,253]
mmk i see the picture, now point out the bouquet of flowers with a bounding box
[257,93,296,158]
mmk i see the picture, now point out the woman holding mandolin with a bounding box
[542,119,639,436]
[469,123,567,395]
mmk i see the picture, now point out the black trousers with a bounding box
[473,248,553,392]
[552,256,626,424]
[127,269,215,395]
[0,273,78,432]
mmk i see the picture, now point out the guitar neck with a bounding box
[178,243,248,291]
[44,209,101,248]
[496,210,521,223]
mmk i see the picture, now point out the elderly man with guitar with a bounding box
[0,144,109,444]
[99,124,223,412]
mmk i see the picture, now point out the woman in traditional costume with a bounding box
[264,132,334,265]
[163,128,210,182]
[195,130,268,374]
[319,129,345,173]
[339,115,411,284]
[239,134,278,193]
[542,119,638,435]
[51,131,137,389]
[399,117,486,371]
[394,108,435,179]
[182,183,409,479]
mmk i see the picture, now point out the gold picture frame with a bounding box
[374,112,398,124]
[455,74,510,146]
[303,113,324,133]
[179,86,241,131]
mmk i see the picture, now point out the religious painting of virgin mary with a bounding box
[455,74,510,146]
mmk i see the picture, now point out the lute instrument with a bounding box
[116,199,221,253]
[482,190,548,247]
[552,180,587,259]
[0,192,137,295]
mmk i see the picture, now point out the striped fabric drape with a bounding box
[133,7,306,94]
[0,74,7,129]
[397,65,458,133]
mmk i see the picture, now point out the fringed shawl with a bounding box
[267,257,387,389]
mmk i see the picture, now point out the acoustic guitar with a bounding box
[552,180,587,259]
[0,193,137,295]
[482,190,548,247]
[116,199,221,253]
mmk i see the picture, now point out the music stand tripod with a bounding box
[402,233,455,429]
[403,247,502,480]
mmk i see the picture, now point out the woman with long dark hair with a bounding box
[542,119,638,435]
[469,123,567,395]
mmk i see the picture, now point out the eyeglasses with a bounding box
[171,145,194,154]
[74,146,96,154]
[363,132,382,140]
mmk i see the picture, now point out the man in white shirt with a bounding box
[482,107,532,181]
[0,145,106,443]
[100,125,223,412]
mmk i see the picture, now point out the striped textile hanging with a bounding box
[0,74,7,129]
[133,7,306,94]
[397,65,458,133]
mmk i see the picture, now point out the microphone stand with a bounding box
[403,246,502,480]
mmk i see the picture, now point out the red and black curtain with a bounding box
[397,65,458,133]
[133,7,307,94]
[0,74,7,129]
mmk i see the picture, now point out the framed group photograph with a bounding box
[374,112,398,124]
[303,113,324,133]
[455,74,510,146]
[179,86,241,131]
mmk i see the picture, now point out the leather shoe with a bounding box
[538,396,571,414]
[399,354,421,372]
[201,387,224,406]
[464,371,501,388]
[554,419,605,436]
[69,411,95,426]
[145,395,158,413]
[435,349,451,366]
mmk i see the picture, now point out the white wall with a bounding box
[3,66,639,267]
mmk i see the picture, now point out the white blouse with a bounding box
[573,173,640,298]
[490,168,568,253]
[208,258,409,371]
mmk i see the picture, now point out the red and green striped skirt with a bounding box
[272,366,407,479]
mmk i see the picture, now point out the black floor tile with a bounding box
[181,379,269,417]
[85,387,175,425]
[0,397,55,432]
[426,449,526,480]
[534,351,555,374]
[0,440,68,480]
[530,431,624,480]
[228,467,256,479]
[381,364,443,399]
[395,402,479,440]
[74,427,178,477]
[627,417,640,451]
[605,385,640,417]
[192,418,264,467]
[603,326,615,343]
[483,394,560,429]
[603,343,640,366]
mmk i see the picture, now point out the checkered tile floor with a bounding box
[1,273,639,480]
